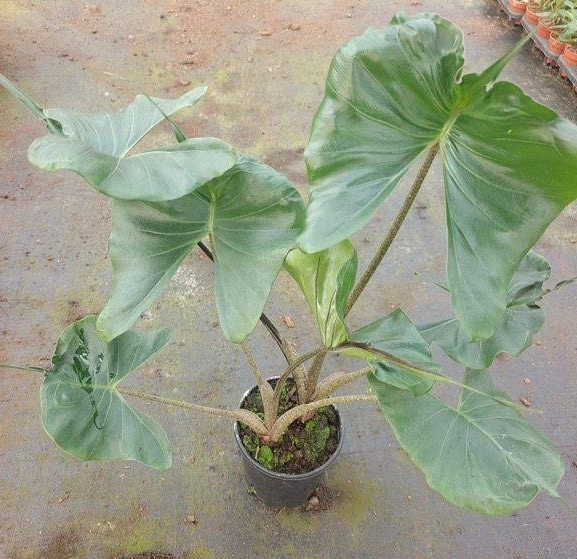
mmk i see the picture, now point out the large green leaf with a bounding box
[27,87,237,201]
[301,12,577,341]
[344,308,440,395]
[369,370,564,514]
[97,156,305,342]
[301,13,461,250]
[41,316,172,470]
[284,241,357,347]
[420,251,550,369]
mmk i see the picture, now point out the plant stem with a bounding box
[0,72,44,120]
[196,240,292,365]
[0,72,61,134]
[269,393,378,442]
[278,340,310,403]
[241,343,276,428]
[311,367,373,400]
[196,241,311,404]
[271,346,326,410]
[305,352,327,402]
[0,363,47,373]
[240,342,267,388]
[344,143,439,316]
[299,145,439,404]
[117,387,269,437]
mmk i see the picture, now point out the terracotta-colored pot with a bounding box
[525,4,540,24]
[508,0,527,14]
[563,44,577,66]
[537,19,553,39]
[549,34,565,55]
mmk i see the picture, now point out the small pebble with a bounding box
[281,315,295,328]
[520,397,531,407]
[305,495,320,511]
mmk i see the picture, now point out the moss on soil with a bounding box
[239,379,339,474]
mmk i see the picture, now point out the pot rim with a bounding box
[234,378,344,481]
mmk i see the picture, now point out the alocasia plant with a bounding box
[1,12,576,515]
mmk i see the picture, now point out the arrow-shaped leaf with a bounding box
[41,316,172,470]
[420,251,550,369]
[97,156,305,342]
[27,87,237,201]
[300,12,577,341]
[284,241,357,347]
[369,369,564,514]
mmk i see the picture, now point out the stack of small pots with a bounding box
[499,0,577,91]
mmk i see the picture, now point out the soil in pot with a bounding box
[238,379,339,474]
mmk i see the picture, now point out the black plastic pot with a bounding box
[234,382,344,509]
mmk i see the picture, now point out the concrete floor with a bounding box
[0,1,576,558]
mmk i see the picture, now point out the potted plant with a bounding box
[1,12,576,515]
[548,3,574,54]
[525,1,542,24]
[536,0,565,38]
[559,7,577,64]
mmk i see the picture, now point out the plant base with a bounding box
[234,381,344,508]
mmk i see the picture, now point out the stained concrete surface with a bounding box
[0,1,576,558]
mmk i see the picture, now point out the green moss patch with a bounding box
[239,379,339,474]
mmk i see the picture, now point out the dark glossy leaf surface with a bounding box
[421,252,550,369]
[98,156,305,342]
[301,12,577,340]
[370,369,564,514]
[284,241,357,347]
[41,316,172,469]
